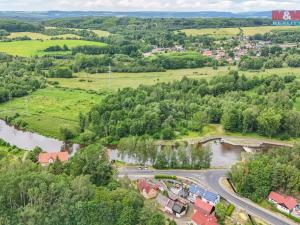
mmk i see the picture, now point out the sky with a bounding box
[0,0,299,12]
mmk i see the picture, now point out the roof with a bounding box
[268,192,298,211]
[156,194,169,207]
[195,197,214,215]
[38,152,69,164]
[203,190,219,203]
[192,211,218,225]
[169,192,179,201]
[178,189,189,198]
[172,202,185,214]
[138,179,158,194]
[189,184,219,203]
[166,199,175,209]
[189,184,205,197]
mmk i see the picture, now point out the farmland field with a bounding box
[242,26,300,35]
[49,66,300,92]
[8,32,81,40]
[182,26,299,37]
[0,88,103,139]
[0,39,106,56]
[45,27,111,37]
[92,29,110,37]
[181,27,241,37]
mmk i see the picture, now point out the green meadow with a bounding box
[0,39,106,57]
[182,26,299,37]
[0,88,103,139]
[8,32,81,40]
[49,66,300,92]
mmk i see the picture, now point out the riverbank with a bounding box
[0,120,79,152]
[0,87,103,140]
[158,124,295,148]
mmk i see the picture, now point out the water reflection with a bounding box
[0,120,79,153]
[110,139,243,168]
[203,140,242,167]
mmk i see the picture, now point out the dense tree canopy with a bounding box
[0,143,167,225]
[229,145,300,202]
[81,72,299,142]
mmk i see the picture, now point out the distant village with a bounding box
[143,35,297,65]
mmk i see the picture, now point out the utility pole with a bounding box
[25,96,29,115]
[108,63,112,87]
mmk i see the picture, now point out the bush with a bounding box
[225,204,235,216]
[287,55,300,67]
[161,128,175,140]
[60,127,74,141]
[49,67,73,78]
[154,175,177,180]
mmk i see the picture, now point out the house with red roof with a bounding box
[192,210,219,225]
[268,191,298,214]
[38,152,69,166]
[194,197,214,215]
[138,179,159,199]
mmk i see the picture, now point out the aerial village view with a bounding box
[0,1,300,225]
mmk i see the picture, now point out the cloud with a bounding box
[0,0,299,12]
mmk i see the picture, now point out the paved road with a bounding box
[119,168,297,225]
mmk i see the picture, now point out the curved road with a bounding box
[119,168,297,225]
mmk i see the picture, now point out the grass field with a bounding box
[242,26,300,35]
[0,88,103,139]
[182,26,299,37]
[8,32,81,40]
[49,66,300,92]
[92,29,110,37]
[0,39,106,57]
[182,27,241,37]
[45,27,110,37]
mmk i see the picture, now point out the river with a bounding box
[110,140,243,168]
[0,120,79,153]
[0,119,243,166]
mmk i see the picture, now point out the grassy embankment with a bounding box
[181,26,300,37]
[0,39,107,57]
[0,88,103,139]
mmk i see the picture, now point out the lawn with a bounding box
[49,66,300,92]
[8,32,81,40]
[0,88,103,139]
[0,39,106,57]
[182,26,299,37]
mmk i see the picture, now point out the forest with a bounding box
[80,72,300,143]
[0,144,167,225]
[229,145,300,202]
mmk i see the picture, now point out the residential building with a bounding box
[156,194,174,214]
[191,210,219,225]
[194,197,214,215]
[172,202,188,218]
[268,191,298,214]
[138,179,159,199]
[189,184,206,202]
[38,152,69,166]
[189,184,220,206]
[178,188,189,199]
[203,190,220,206]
